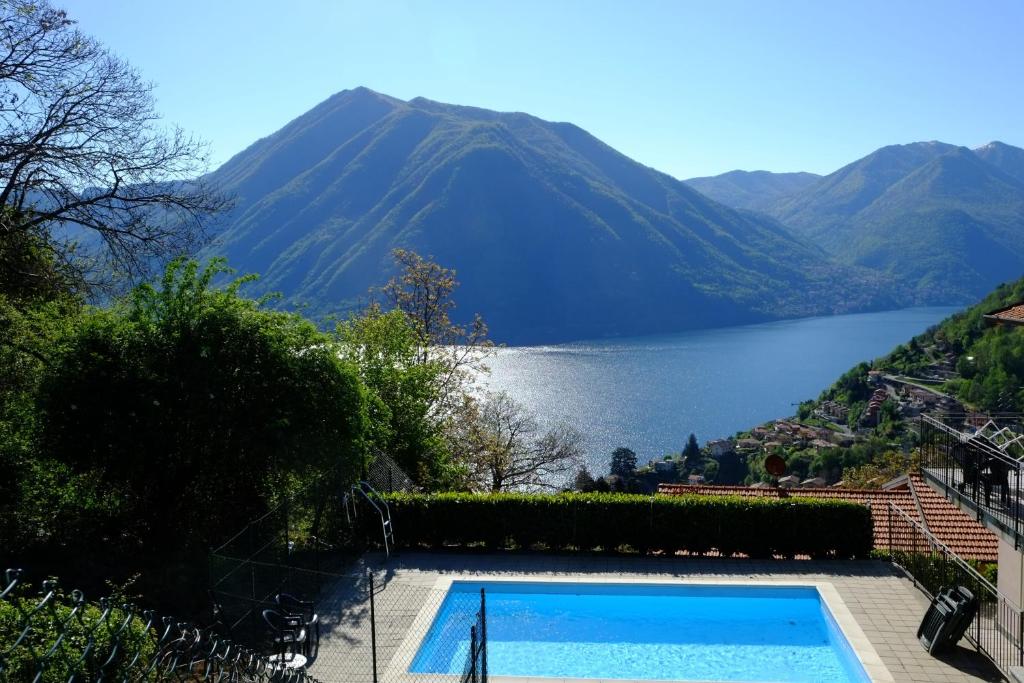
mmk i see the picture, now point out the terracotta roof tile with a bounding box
[985,302,1024,324]
[658,477,998,562]
[908,473,998,562]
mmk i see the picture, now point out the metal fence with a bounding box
[0,568,324,682]
[460,589,486,683]
[885,502,1024,676]
[918,413,1024,547]
[206,562,488,683]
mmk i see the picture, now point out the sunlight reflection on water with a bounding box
[479,307,958,473]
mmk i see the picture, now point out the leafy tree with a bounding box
[337,304,458,488]
[0,1,224,292]
[381,249,493,416]
[574,466,597,492]
[28,259,370,601]
[702,459,720,482]
[840,451,915,489]
[682,433,701,470]
[450,390,583,492]
[609,447,638,478]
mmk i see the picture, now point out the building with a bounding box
[658,473,998,562]
[706,438,734,458]
[983,301,1024,327]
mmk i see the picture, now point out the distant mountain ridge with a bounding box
[200,87,893,344]
[684,170,821,211]
[689,141,1024,304]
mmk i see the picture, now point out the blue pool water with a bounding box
[411,582,872,682]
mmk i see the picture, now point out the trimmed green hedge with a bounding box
[378,492,873,558]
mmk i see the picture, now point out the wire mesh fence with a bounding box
[0,567,324,682]
[208,563,487,683]
[885,501,1024,675]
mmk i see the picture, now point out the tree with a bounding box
[574,466,597,492]
[702,460,719,482]
[0,1,225,293]
[381,249,493,416]
[27,259,370,602]
[336,304,460,488]
[451,390,584,492]
[609,447,637,478]
[682,433,701,470]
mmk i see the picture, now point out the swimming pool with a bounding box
[409,581,873,682]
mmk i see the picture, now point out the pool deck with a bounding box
[306,553,1006,683]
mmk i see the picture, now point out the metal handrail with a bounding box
[352,481,394,557]
[922,415,1022,468]
[887,502,999,595]
[886,502,1024,674]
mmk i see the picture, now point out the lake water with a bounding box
[481,307,958,474]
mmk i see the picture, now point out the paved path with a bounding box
[304,553,1006,683]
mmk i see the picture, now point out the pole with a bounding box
[469,625,478,683]
[369,570,378,683]
[480,588,488,683]
[888,503,893,562]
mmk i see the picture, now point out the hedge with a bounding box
[377,492,873,559]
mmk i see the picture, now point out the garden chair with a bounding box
[262,608,308,667]
[275,593,320,659]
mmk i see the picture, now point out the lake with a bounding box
[480,307,959,474]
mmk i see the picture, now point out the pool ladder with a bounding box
[345,481,394,557]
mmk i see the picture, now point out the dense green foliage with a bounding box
[337,305,455,486]
[0,590,154,682]
[201,87,892,343]
[378,492,873,558]
[2,259,373,606]
[609,447,638,478]
[766,141,1024,303]
[874,275,1024,413]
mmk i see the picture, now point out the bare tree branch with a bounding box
[451,390,584,492]
[0,0,228,296]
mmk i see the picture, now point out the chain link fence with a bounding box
[207,562,487,683]
[0,568,324,682]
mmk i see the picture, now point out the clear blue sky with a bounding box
[67,0,1024,179]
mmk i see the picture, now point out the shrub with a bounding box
[378,492,873,558]
[0,590,155,681]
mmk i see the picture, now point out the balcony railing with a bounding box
[919,414,1024,547]
[886,501,1024,675]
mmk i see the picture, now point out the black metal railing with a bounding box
[0,568,323,682]
[919,414,1024,546]
[886,502,1024,675]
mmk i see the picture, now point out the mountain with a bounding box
[684,170,821,212]
[200,88,893,344]
[974,141,1024,185]
[827,273,1024,416]
[764,141,1024,303]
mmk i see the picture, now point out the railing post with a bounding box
[369,570,378,683]
[1016,466,1021,551]
[888,503,893,561]
[470,625,478,683]
[480,588,488,683]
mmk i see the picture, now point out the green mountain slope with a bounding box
[825,275,1024,415]
[683,170,821,212]
[201,88,893,343]
[766,142,1024,303]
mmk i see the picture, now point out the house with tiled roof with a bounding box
[658,473,998,562]
[983,301,1024,327]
